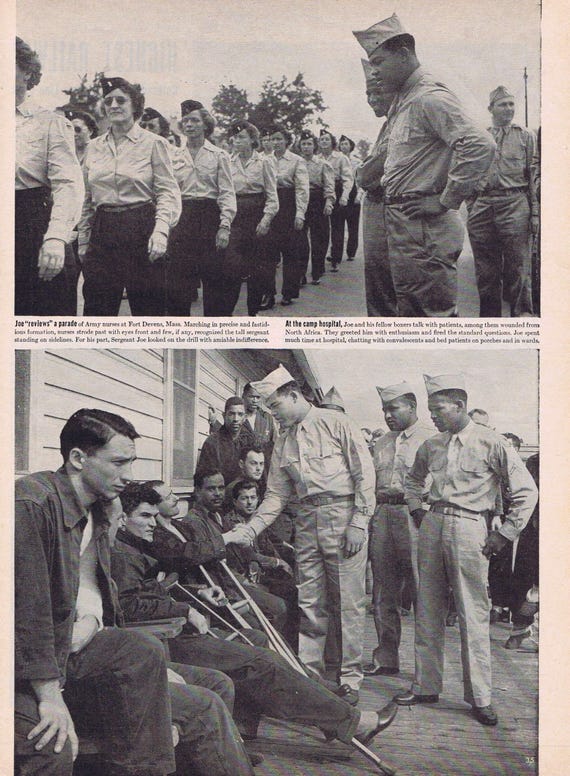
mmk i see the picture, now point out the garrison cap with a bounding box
[250,364,295,403]
[299,129,314,141]
[353,14,406,58]
[489,85,514,106]
[64,110,98,136]
[260,127,272,138]
[321,387,345,412]
[141,107,164,122]
[100,77,133,97]
[180,99,204,117]
[423,373,466,396]
[339,134,355,152]
[377,382,415,404]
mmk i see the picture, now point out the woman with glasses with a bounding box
[167,100,236,316]
[65,109,98,165]
[78,77,181,316]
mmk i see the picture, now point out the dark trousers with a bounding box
[329,181,346,263]
[467,192,534,317]
[167,630,359,743]
[15,628,175,776]
[167,199,231,317]
[15,188,78,316]
[302,189,330,281]
[224,194,273,315]
[345,185,361,258]
[268,188,308,300]
[167,662,253,776]
[82,203,166,316]
[244,582,288,636]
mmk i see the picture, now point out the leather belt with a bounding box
[478,186,528,197]
[376,493,406,505]
[303,494,354,506]
[384,191,443,205]
[430,502,482,520]
[98,201,152,213]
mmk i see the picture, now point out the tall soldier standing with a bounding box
[466,86,538,317]
[354,15,496,317]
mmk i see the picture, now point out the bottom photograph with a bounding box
[14,348,539,776]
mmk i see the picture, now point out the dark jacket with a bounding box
[15,468,120,686]
[111,528,190,622]
[196,424,255,484]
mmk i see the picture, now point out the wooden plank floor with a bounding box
[248,608,538,776]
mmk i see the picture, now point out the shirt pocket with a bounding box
[303,442,345,481]
[500,139,527,175]
[195,154,218,183]
[460,449,489,473]
[429,448,447,472]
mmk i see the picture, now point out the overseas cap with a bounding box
[489,85,514,106]
[181,99,204,117]
[321,386,345,412]
[100,77,133,97]
[423,373,466,396]
[339,134,355,152]
[377,381,415,403]
[353,13,406,58]
[250,364,295,403]
[141,107,164,121]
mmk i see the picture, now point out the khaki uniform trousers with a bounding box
[413,509,492,707]
[361,194,398,316]
[369,504,418,669]
[385,204,464,317]
[295,497,367,690]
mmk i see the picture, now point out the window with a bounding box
[171,351,197,485]
[15,351,31,473]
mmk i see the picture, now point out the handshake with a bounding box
[223,522,257,547]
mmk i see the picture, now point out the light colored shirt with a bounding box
[356,122,389,192]
[305,156,335,203]
[373,420,434,494]
[319,150,354,203]
[16,99,84,242]
[248,406,376,536]
[75,512,104,626]
[479,124,538,213]
[78,123,181,248]
[405,419,537,541]
[273,150,309,220]
[382,67,496,210]
[172,139,236,229]
[230,151,279,220]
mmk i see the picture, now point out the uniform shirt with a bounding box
[172,138,236,229]
[78,123,181,249]
[272,150,310,220]
[305,156,335,203]
[318,150,354,203]
[373,420,434,494]
[381,67,496,210]
[356,122,390,192]
[230,150,279,220]
[479,124,538,213]
[405,419,538,541]
[16,99,84,243]
[248,406,376,536]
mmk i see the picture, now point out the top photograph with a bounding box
[15,0,540,318]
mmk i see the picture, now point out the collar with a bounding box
[52,467,100,530]
[451,418,476,446]
[296,404,317,432]
[399,66,425,98]
[16,97,36,117]
[104,122,143,144]
[400,418,420,439]
[115,526,155,555]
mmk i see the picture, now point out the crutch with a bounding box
[219,559,397,775]
[171,580,256,647]
[198,563,254,632]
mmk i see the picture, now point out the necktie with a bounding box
[446,434,461,480]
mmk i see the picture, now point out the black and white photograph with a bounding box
[15,0,540,318]
[15,347,539,775]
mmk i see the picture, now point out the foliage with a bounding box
[60,72,107,118]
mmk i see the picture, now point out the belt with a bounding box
[430,502,483,520]
[376,493,406,505]
[478,186,528,198]
[364,188,384,203]
[98,201,152,213]
[302,494,354,506]
[236,192,265,200]
[384,191,443,205]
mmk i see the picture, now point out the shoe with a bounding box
[335,684,359,706]
[472,704,498,726]
[347,256,355,261]
[504,628,533,650]
[311,278,321,285]
[246,751,264,767]
[446,614,457,627]
[356,702,398,745]
[326,256,332,263]
[258,294,275,311]
[363,664,400,677]
[281,297,293,306]
[300,274,307,286]
[331,264,339,273]
[393,689,439,706]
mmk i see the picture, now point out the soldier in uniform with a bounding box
[394,374,537,726]
[363,382,433,677]
[228,365,376,702]
[354,15,496,316]
[356,59,398,316]
[467,86,538,317]
[317,130,354,272]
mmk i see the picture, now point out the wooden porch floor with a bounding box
[249,609,538,776]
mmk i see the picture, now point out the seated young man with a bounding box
[111,481,398,746]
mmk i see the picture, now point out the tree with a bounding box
[357,138,371,160]
[60,72,107,119]
[212,72,328,138]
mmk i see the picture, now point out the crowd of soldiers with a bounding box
[15,14,540,318]
[15,360,539,774]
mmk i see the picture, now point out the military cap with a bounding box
[321,387,345,412]
[489,85,514,106]
[353,14,406,58]
[423,373,466,396]
[299,129,315,141]
[180,99,204,117]
[376,382,415,404]
[229,119,255,136]
[339,134,355,152]
[141,107,164,122]
[250,364,295,403]
[100,76,133,97]
[259,127,272,138]
[319,128,332,137]
[64,110,98,137]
